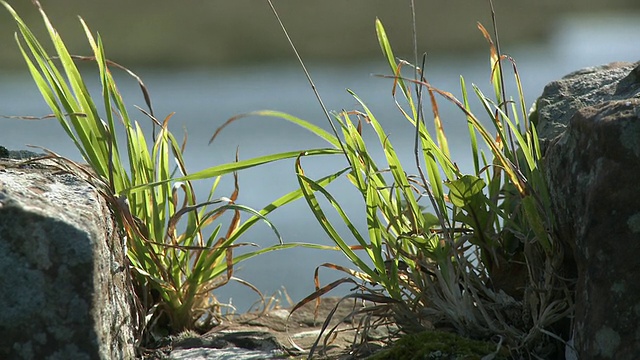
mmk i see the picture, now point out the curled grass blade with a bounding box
[210,110,340,149]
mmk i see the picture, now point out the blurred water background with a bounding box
[1,1,639,312]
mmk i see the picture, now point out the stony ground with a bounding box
[141,297,394,360]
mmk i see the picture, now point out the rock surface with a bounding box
[0,157,135,359]
[532,61,640,153]
[534,61,640,359]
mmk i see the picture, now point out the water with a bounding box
[1,14,639,312]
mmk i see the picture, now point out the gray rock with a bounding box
[536,62,640,359]
[0,146,44,160]
[168,347,283,360]
[169,331,285,360]
[531,61,640,153]
[0,159,135,359]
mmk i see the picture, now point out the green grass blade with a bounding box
[123,148,342,194]
[296,158,377,280]
[461,76,480,175]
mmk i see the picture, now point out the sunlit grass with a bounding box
[1,0,338,343]
[2,0,574,357]
[248,1,573,358]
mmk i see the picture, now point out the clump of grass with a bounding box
[1,0,338,346]
[234,1,572,358]
[3,0,574,357]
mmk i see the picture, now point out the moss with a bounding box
[368,330,509,360]
[594,326,620,358]
[610,280,626,296]
[619,117,640,157]
[626,212,640,233]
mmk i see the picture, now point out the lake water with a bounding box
[1,13,639,312]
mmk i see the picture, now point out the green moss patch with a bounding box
[368,330,509,360]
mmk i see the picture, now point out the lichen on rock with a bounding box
[536,61,640,359]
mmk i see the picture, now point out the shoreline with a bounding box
[0,0,638,69]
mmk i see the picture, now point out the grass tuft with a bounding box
[1,0,338,346]
[258,0,573,358]
[2,0,574,357]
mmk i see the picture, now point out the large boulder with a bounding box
[532,61,640,153]
[533,62,640,359]
[0,157,135,359]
